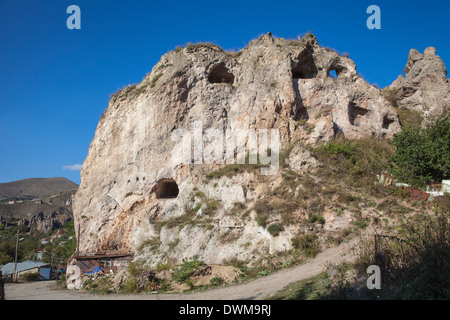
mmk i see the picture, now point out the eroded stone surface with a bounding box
[72,33,403,266]
[389,47,449,122]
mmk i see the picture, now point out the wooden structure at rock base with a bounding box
[69,251,133,275]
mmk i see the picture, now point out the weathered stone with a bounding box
[286,145,320,173]
[72,33,403,267]
[390,47,449,123]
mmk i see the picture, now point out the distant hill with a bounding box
[0,177,78,201]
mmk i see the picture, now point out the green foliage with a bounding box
[390,115,450,187]
[0,221,76,265]
[313,136,395,199]
[150,73,163,88]
[256,269,271,277]
[317,136,394,175]
[253,199,273,228]
[188,191,221,216]
[210,277,224,286]
[172,257,205,283]
[317,139,357,158]
[127,260,145,278]
[267,223,284,237]
[307,214,325,225]
[136,237,161,253]
[291,234,320,258]
[253,199,273,214]
[297,118,315,133]
[202,199,221,215]
[120,278,138,294]
[256,214,268,227]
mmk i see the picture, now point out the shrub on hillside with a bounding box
[172,257,205,284]
[390,114,450,188]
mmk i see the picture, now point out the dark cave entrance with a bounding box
[292,49,318,79]
[208,63,235,85]
[348,102,369,126]
[382,115,395,129]
[154,179,179,199]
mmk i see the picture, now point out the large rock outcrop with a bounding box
[388,47,450,122]
[72,33,401,265]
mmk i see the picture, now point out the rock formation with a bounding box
[388,47,450,122]
[0,190,75,233]
[72,33,402,266]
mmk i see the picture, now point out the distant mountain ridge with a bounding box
[0,177,78,201]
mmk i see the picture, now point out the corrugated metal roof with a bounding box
[73,251,133,260]
[0,260,49,276]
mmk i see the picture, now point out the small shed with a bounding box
[70,251,133,275]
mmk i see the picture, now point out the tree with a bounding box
[390,114,450,188]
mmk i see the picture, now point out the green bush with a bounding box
[317,139,357,158]
[308,214,325,225]
[267,223,284,236]
[291,234,320,258]
[314,136,395,192]
[172,257,205,283]
[256,213,269,227]
[210,277,224,286]
[390,115,450,188]
[120,278,138,294]
[257,269,271,277]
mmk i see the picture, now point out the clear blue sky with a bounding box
[1,0,449,185]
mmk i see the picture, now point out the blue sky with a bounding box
[0,0,449,185]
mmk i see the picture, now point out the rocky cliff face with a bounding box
[388,47,449,122]
[0,190,75,233]
[73,33,403,265]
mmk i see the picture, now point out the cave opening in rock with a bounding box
[292,49,318,79]
[328,69,338,79]
[348,102,369,126]
[154,179,179,199]
[327,63,347,79]
[208,63,235,84]
[382,115,395,129]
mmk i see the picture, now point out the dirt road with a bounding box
[4,238,357,300]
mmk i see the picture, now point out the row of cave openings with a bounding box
[207,53,394,129]
[127,59,230,199]
[291,49,344,80]
[338,102,394,129]
[207,56,341,86]
[292,50,395,130]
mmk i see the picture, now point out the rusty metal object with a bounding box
[407,188,430,202]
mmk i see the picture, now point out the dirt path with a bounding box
[151,237,358,300]
[4,238,358,300]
